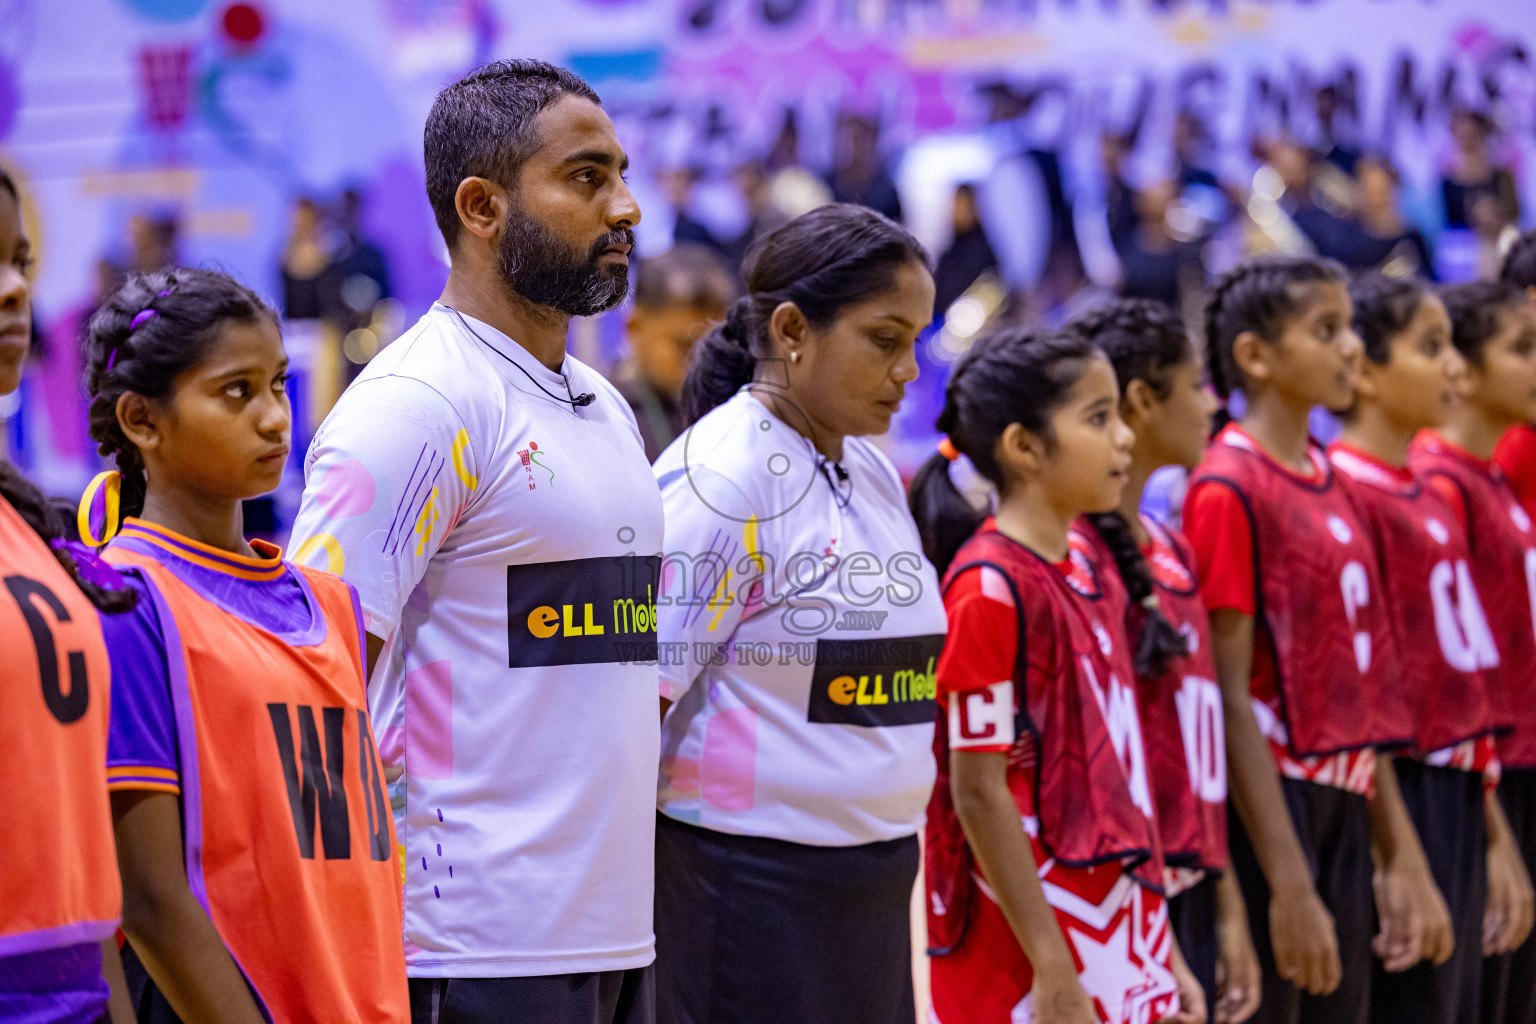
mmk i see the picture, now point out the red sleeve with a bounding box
[1425,475,1469,535]
[1183,479,1257,616]
[1495,424,1536,520]
[937,565,1020,753]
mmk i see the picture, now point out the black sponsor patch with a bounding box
[806,634,946,728]
[506,555,662,668]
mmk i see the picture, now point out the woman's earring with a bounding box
[790,350,801,364]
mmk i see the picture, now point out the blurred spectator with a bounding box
[1442,109,1520,230]
[328,187,393,332]
[830,113,902,223]
[280,197,330,319]
[614,244,737,461]
[130,212,179,274]
[933,184,999,315]
[1267,138,1353,258]
[661,167,723,254]
[1102,132,1138,253]
[1312,85,1362,178]
[1118,179,1205,306]
[1173,112,1221,192]
[1343,154,1432,277]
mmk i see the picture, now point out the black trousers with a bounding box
[654,813,919,1024]
[1169,872,1221,1017]
[1483,766,1536,1024]
[1230,777,1374,1024]
[408,968,654,1024]
[1373,760,1486,1024]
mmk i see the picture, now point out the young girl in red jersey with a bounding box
[1492,232,1536,520]
[1409,279,1536,1024]
[909,327,1204,1024]
[0,170,135,1024]
[1069,299,1261,1024]
[1186,255,1444,1024]
[82,268,409,1023]
[1331,272,1526,1024]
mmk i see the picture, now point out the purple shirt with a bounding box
[102,526,316,793]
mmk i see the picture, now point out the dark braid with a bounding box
[84,268,276,520]
[1202,254,1346,401]
[1067,298,1192,678]
[1085,512,1186,678]
[909,328,1100,574]
[0,462,137,612]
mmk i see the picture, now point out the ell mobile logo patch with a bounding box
[806,634,947,728]
[506,555,662,667]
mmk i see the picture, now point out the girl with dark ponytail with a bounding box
[0,168,135,1023]
[1069,298,1261,1024]
[910,326,1206,1024]
[653,204,948,1024]
[83,268,408,1023]
[1187,255,1442,1024]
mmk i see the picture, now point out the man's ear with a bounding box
[116,392,160,455]
[454,177,508,243]
[1230,329,1272,388]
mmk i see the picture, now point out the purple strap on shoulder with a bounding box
[50,537,130,592]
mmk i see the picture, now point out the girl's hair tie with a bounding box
[77,470,124,547]
[50,537,129,592]
[937,437,961,462]
[113,288,174,369]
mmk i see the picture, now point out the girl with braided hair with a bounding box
[0,168,136,1024]
[1331,273,1527,1024]
[1068,298,1261,1024]
[1185,255,1438,1024]
[909,327,1205,1024]
[1492,229,1536,521]
[82,267,407,1023]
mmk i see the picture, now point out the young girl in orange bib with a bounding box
[84,268,408,1023]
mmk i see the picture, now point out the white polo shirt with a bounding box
[655,386,947,846]
[290,303,664,978]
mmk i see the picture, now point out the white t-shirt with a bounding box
[655,386,947,846]
[290,304,664,978]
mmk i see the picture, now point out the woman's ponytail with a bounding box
[1084,512,1187,678]
[683,296,757,425]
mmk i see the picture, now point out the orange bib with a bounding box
[107,535,407,1023]
[0,496,121,957]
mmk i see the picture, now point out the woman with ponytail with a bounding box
[1186,255,1440,1024]
[652,203,946,1024]
[1069,299,1261,1023]
[909,326,1205,1024]
[83,267,408,1023]
[0,170,135,1023]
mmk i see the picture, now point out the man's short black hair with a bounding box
[424,59,601,249]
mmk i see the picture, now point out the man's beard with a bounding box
[497,204,632,317]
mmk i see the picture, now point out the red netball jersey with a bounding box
[104,521,408,1023]
[1411,432,1536,769]
[927,522,1163,948]
[1187,425,1403,763]
[1081,518,1227,877]
[0,495,121,959]
[1494,423,1536,523]
[1329,443,1507,759]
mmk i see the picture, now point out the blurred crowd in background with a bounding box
[2,0,1531,543]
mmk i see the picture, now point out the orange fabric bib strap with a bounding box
[0,497,121,956]
[106,544,406,1023]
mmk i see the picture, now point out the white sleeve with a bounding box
[654,465,764,703]
[289,376,477,641]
